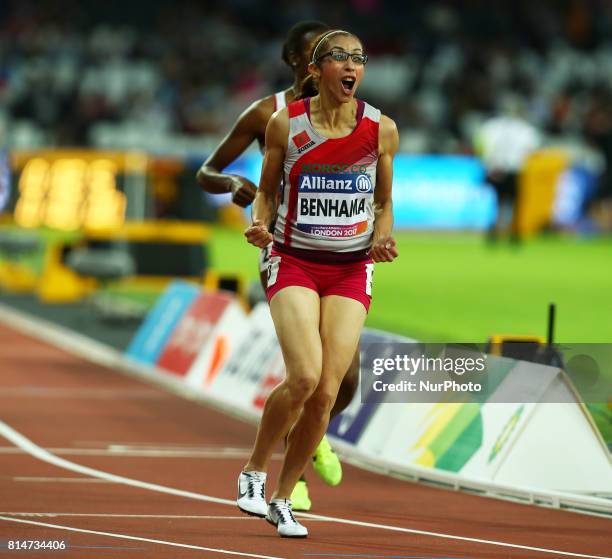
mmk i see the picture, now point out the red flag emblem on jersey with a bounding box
[292,130,311,148]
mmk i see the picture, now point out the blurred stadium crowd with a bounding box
[1,0,612,200]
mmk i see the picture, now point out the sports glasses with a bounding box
[316,49,368,65]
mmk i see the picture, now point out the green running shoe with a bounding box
[312,435,342,486]
[290,480,312,511]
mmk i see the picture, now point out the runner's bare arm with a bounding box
[245,109,289,248]
[196,98,273,206]
[372,114,399,263]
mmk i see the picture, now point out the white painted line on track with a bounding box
[0,421,235,508]
[0,512,330,520]
[0,387,164,399]
[0,516,285,559]
[107,444,253,451]
[74,441,256,448]
[0,513,255,519]
[0,420,609,559]
[0,446,282,459]
[12,477,112,483]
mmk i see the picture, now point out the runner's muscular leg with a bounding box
[244,286,322,473]
[273,295,366,498]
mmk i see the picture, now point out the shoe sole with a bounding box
[266,515,308,538]
[280,534,308,538]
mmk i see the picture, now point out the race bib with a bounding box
[296,173,372,238]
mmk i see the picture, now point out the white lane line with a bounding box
[106,444,254,451]
[0,512,329,521]
[12,477,112,483]
[0,513,256,519]
[0,446,283,459]
[0,421,233,508]
[0,387,164,399]
[0,420,609,559]
[0,516,284,559]
[73,441,253,448]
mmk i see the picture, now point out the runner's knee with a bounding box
[285,374,318,406]
[304,387,337,421]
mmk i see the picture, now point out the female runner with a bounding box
[238,29,399,538]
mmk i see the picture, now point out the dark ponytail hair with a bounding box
[281,20,329,67]
[297,74,319,99]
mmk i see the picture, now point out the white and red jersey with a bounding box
[260,91,288,155]
[274,97,380,261]
[274,90,287,112]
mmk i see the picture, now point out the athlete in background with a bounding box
[196,21,359,511]
[475,96,541,242]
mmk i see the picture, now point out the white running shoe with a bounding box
[265,498,308,538]
[237,471,267,518]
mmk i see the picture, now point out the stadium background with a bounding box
[0,1,611,551]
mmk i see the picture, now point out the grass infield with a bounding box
[211,227,612,344]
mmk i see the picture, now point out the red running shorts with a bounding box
[265,249,374,311]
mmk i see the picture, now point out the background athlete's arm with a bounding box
[245,109,288,248]
[196,100,270,207]
[371,114,400,263]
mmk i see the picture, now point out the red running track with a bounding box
[0,323,610,559]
